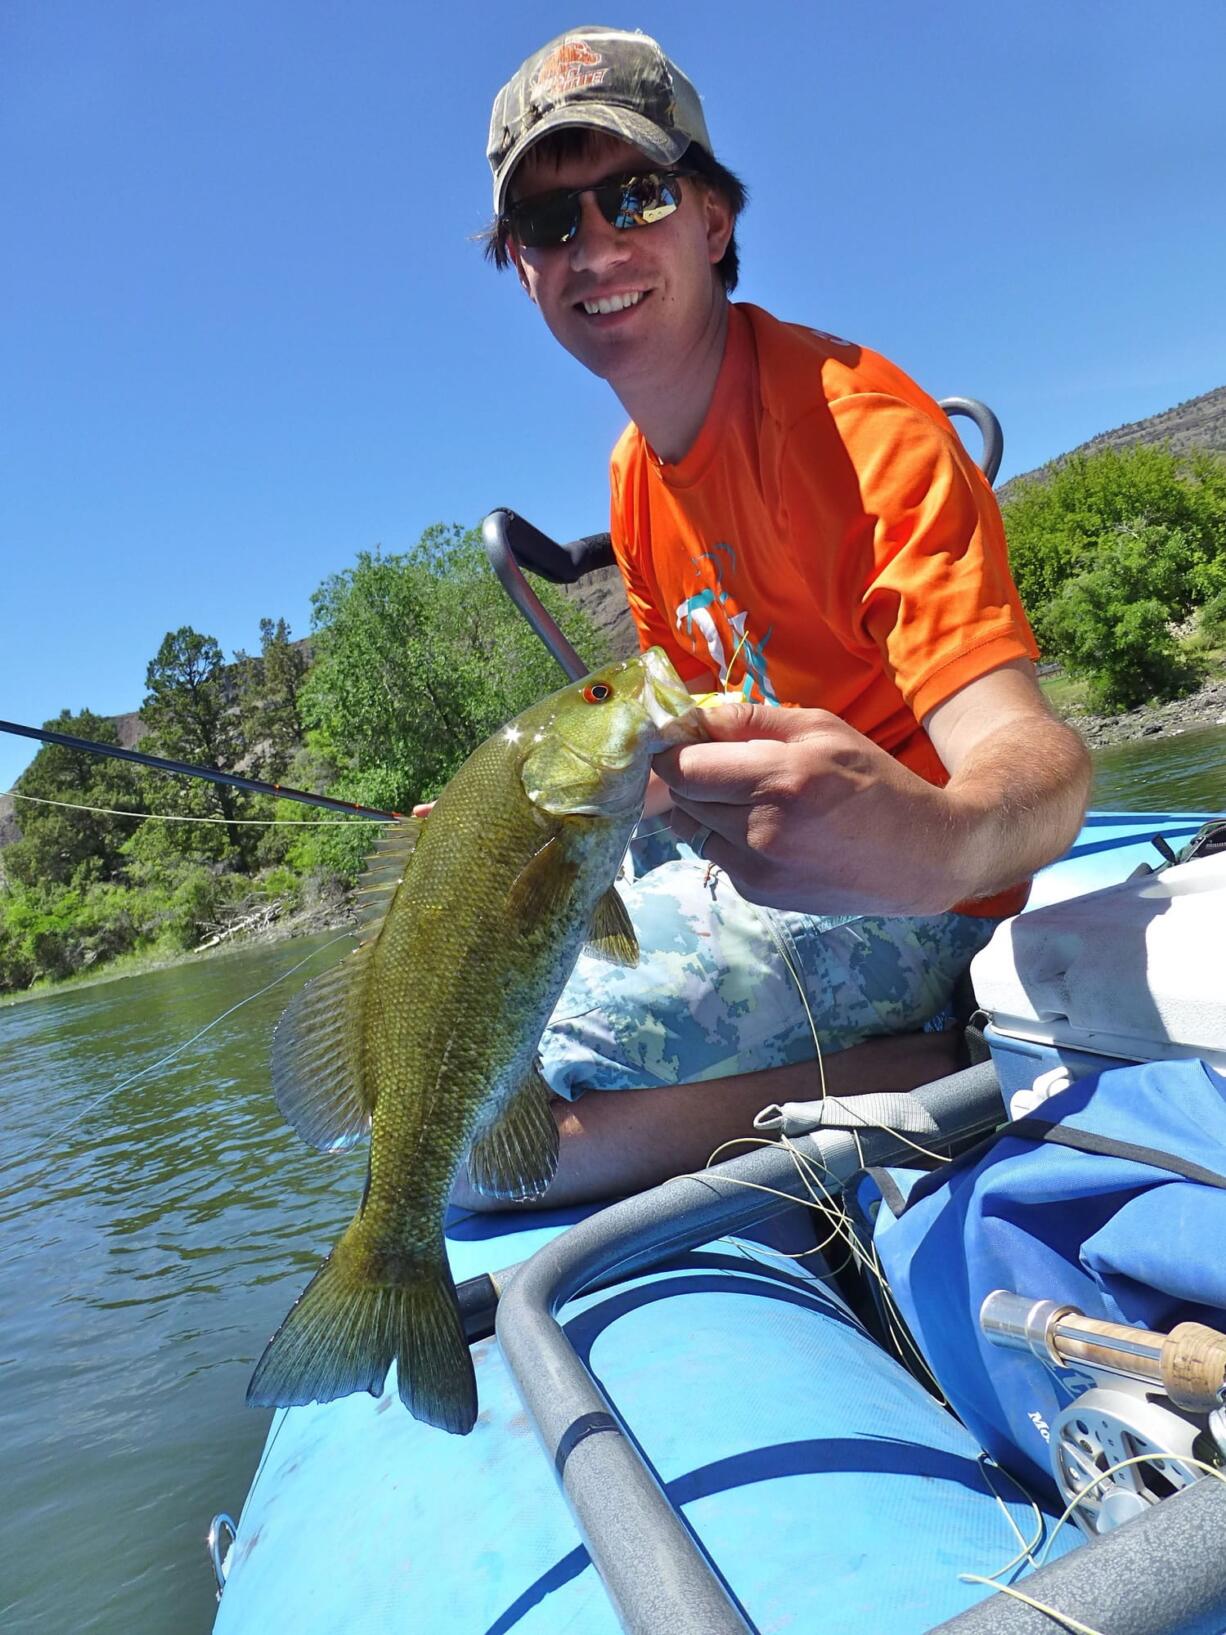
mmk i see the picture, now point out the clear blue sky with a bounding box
[3,0,1224,793]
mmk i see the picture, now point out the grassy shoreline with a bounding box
[0,906,353,1006]
[1042,658,1226,748]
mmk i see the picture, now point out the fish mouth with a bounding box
[639,648,710,750]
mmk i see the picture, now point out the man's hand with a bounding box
[655,704,963,914]
[654,662,1091,916]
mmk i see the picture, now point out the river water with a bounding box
[2,726,1225,1634]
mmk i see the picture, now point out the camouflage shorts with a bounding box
[540,825,999,1100]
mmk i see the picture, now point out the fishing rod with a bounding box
[0,718,404,823]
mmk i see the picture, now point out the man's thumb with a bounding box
[694,700,808,742]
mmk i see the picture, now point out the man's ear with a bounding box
[701,185,734,268]
[508,238,535,300]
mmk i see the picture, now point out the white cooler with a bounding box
[971,851,1226,1103]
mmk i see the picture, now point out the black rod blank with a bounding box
[0,718,402,823]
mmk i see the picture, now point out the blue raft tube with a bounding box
[208,808,1226,1635]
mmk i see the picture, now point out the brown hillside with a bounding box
[557,561,638,664]
[997,384,1226,501]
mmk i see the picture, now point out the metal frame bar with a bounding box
[481,510,592,682]
[495,1062,1005,1635]
[930,1476,1226,1633]
[496,1054,1226,1633]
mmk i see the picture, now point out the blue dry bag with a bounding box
[875,1057,1226,1498]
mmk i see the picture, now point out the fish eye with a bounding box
[582,682,614,704]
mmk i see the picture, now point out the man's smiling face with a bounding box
[508,134,732,394]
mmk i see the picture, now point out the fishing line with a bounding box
[8,792,382,827]
[972,1454,1046,1579]
[780,1129,950,1402]
[720,625,753,700]
[1033,1451,1226,1569]
[955,1452,1226,1633]
[697,1136,882,1286]
[678,1135,860,1264]
[685,1124,948,1399]
[955,1578,1105,1635]
[0,931,355,1183]
[755,908,830,1102]
[705,1164,857,1266]
[752,903,956,1166]
[684,887,955,1387]
[722,1230,855,1286]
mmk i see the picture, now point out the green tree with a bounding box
[2,709,149,890]
[300,524,611,816]
[234,617,308,780]
[1001,444,1226,706]
[1043,524,1204,710]
[141,627,247,855]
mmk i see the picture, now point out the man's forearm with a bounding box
[942,714,1092,905]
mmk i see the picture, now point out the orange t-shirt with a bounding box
[608,303,1039,919]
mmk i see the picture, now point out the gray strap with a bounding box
[753,1092,942,1139]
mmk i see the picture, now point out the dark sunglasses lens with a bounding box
[511,191,579,248]
[604,172,682,230]
[508,171,683,247]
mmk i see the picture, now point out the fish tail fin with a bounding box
[246,1233,477,1435]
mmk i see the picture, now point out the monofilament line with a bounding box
[9,792,384,826]
[0,931,355,1183]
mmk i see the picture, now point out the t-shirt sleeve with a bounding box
[815,393,1039,720]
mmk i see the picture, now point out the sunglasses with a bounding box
[502,168,692,250]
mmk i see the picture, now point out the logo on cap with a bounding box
[530,39,608,106]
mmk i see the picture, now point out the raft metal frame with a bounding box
[496,1061,1005,1635]
[933,1476,1226,1633]
[496,1059,1226,1634]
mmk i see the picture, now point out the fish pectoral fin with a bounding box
[506,836,579,922]
[466,1069,559,1202]
[271,940,376,1151]
[586,886,639,966]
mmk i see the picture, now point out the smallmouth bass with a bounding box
[247,648,706,1433]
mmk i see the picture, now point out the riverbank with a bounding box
[1057,669,1226,749]
[0,895,355,1006]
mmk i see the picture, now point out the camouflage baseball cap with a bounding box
[487,26,713,215]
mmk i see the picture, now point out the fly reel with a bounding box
[982,1291,1226,1538]
[1051,1385,1208,1534]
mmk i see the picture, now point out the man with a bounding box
[456,26,1090,1207]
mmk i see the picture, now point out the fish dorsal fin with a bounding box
[353,818,424,941]
[586,886,639,966]
[506,835,578,923]
[466,1068,559,1202]
[271,941,377,1151]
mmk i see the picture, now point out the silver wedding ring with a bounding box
[690,823,713,860]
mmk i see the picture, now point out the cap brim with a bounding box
[493,105,690,214]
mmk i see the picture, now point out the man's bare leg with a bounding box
[453,1028,964,1211]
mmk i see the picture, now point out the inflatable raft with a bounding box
[209,810,1226,1634]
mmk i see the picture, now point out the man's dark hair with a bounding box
[481,129,748,292]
